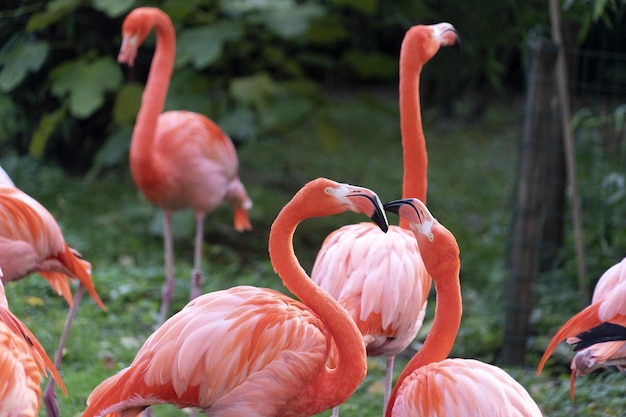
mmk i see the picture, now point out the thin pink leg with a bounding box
[43,284,85,417]
[189,213,205,301]
[158,211,175,326]
[384,356,395,416]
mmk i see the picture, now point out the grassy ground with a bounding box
[2,92,626,416]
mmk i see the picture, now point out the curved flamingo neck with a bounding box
[129,10,175,188]
[399,33,428,229]
[385,225,461,417]
[269,199,366,413]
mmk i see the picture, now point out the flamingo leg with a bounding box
[159,210,175,326]
[190,213,205,301]
[384,355,395,415]
[44,284,85,417]
[331,406,339,417]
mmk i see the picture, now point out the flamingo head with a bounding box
[404,22,460,65]
[384,198,460,279]
[290,178,389,233]
[118,8,163,66]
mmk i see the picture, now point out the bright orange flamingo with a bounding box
[0,181,106,417]
[81,178,388,417]
[0,271,67,417]
[383,198,542,417]
[537,257,626,399]
[117,7,252,325]
[310,23,459,415]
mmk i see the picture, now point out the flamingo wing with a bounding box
[312,223,430,355]
[84,286,329,417]
[393,358,542,417]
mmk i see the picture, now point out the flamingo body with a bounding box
[131,111,251,230]
[537,258,626,397]
[392,358,540,417]
[312,223,428,356]
[84,286,330,416]
[310,23,459,414]
[384,198,542,417]
[0,185,103,308]
[118,7,252,322]
[82,178,388,417]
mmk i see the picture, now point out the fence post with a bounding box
[501,36,563,365]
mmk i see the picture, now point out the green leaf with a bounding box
[229,73,278,106]
[113,83,143,126]
[26,0,81,31]
[330,0,378,14]
[342,50,398,80]
[176,22,244,70]
[315,112,341,152]
[91,0,136,17]
[0,39,49,92]
[86,126,132,181]
[30,108,66,158]
[259,3,324,38]
[50,57,123,119]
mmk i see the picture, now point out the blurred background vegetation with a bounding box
[1,0,626,415]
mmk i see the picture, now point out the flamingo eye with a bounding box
[324,187,333,195]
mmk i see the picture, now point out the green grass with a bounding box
[2,92,626,416]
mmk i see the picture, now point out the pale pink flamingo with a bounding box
[537,257,626,399]
[0,270,67,417]
[0,180,106,417]
[80,178,388,417]
[310,23,459,415]
[117,7,252,325]
[384,198,543,417]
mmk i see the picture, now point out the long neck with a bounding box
[399,39,427,229]
[385,230,462,417]
[268,205,366,413]
[129,12,175,185]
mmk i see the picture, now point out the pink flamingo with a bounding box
[310,23,459,414]
[384,198,543,417]
[0,270,67,417]
[117,7,252,325]
[537,257,626,399]
[0,177,106,417]
[80,178,387,417]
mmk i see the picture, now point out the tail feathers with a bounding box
[233,207,252,232]
[572,322,626,351]
[537,303,602,375]
[0,307,67,396]
[38,271,73,306]
[57,244,106,310]
[83,365,150,417]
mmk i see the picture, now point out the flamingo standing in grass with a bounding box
[81,178,388,417]
[0,270,67,417]
[383,198,543,417]
[117,7,252,325]
[0,175,106,417]
[310,23,459,415]
[537,257,626,399]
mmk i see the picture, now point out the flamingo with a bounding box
[537,257,626,399]
[0,270,67,417]
[117,7,253,325]
[0,179,106,417]
[383,198,543,417]
[80,178,388,417]
[310,22,459,415]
